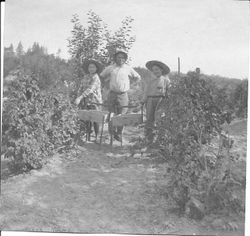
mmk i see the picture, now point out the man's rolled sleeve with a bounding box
[130,68,141,81]
[100,65,112,80]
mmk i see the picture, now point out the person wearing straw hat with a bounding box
[142,60,171,143]
[75,59,103,139]
[100,48,141,142]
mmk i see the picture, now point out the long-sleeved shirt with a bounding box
[143,75,170,101]
[100,63,141,93]
[79,73,102,104]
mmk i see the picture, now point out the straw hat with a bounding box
[82,59,103,74]
[113,48,128,61]
[146,60,170,75]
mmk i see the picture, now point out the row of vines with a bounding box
[137,72,246,219]
[2,70,84,171]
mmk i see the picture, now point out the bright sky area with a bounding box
[3,0,250,78]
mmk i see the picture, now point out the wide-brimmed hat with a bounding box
[146,60,170,75]
[82,59,103,74]
[113,48,128,61]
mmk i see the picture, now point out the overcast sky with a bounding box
[3,0,249,78]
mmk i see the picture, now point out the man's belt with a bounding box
[147,95,165,98]
[110,90,128,95]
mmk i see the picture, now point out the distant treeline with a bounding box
[4,42,247,118]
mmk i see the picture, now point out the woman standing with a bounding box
[75,59,103,140]
[142,60,171,143]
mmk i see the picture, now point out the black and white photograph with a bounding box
[1,0,249,235]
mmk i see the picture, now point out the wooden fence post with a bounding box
[178,57,180,75]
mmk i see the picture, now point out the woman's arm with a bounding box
[75,75,97,104]
[100,65,112,82]
[141,79,148,104]
[82,75,99,97]
[130,68,141,81]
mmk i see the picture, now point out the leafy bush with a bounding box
[152,73,244,217]
[233,79,248,118]
[2,71,81,171]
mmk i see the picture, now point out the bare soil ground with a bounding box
[0,120,246,235]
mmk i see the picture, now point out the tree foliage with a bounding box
[68,10,135,65]
[4,42,73,90]
[4,44,19,77]
[67,10,136,102]
[2,70,81,171]
[153,73,245,217]
[16,41,25,58]
[233,79,248,117]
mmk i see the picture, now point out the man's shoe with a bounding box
[114,133,122,142]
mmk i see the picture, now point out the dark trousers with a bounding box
[108,91,128,135]
[79,101,100,137]
[86,104,99,137]
[145,97,162,141]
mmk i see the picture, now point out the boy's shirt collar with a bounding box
[87,73,98,77]
[115,63,127,68]
[152,75,162,80]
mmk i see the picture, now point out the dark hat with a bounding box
[113,48,128,60]
[82,59,103,74]
[146,60,170,75]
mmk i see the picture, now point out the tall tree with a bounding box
[56,49,61,58]
[68,10,135,65]
[4,44,18,77]
[5,44,15,57]
[16,41,24,57]
[233,79,248,117]
[67,10,136,99]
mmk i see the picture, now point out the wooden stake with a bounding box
[99,116,105,146]
[178,57,180,75]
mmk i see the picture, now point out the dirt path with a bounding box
[0,122,246,235]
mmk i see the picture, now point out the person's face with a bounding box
[115,53,126,66]
[152,65,163,78]
[88,63,97,74]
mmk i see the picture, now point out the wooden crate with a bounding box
[78,110,110,146]
[78,110,109,123]
[111,113,143,127]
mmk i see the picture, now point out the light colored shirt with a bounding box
[79,73,102,104]
[143,75,170,100]
[100,64,141,93]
